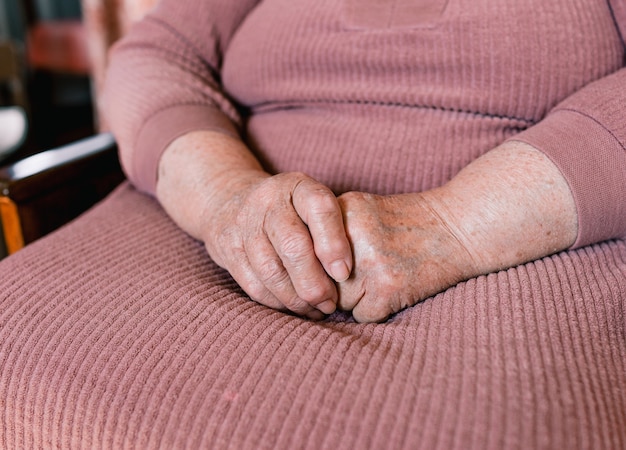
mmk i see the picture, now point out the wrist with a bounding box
[156,130,269,242]
[198,169,269,241]
[415,190,484,282]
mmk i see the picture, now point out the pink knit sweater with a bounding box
[104,0,626,248]
[1,1,625,449]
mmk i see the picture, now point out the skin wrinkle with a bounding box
[418,194,482,275]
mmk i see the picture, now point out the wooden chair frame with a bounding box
[0,133,124,256]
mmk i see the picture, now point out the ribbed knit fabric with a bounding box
[2,1,626,448]
[1,183,625,449]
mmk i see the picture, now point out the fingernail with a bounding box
[317,300,337,315]
[330,260,351,282]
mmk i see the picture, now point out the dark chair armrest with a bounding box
[0,133,125,255]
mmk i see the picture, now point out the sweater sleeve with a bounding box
[508,4,626,248]
[102,0,261,195]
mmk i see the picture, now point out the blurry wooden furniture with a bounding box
[0,0,157,257]
[0,133,124,255]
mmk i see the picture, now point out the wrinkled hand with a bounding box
[336,191,477,323]
[203,171,352,319]
[159,134,575,323]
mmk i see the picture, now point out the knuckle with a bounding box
[244,279,268,302]
[338,191,376,212]
[337,190,361,205]
[316,238,349,260]
[279,234,311,263]
[255,182,275,200]
[298,282,331,304]
[220,227,243,250]
[284,171,310,182]
[292,176,334,207]
[256,256,288,285]
[282,296,313,314]
[306,189,337,214]
[243,181,274,209]
[206,230,244,267]
[280,295,302,310]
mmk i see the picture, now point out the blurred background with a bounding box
[0,0,94,164]
[0,0,155,164]
[0,0,155,259]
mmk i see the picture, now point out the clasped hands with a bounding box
[158,132,576,323]
[203,171,472,323]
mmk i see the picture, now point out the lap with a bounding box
[1,183,625,449]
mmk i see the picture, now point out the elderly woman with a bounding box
[1,0,625,448]
[105,0,625,323]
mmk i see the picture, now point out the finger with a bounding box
[245,232,326,319]
[352,289,411,323]
[292,179,352,283]
[352,297,392,323]
[218,245,324,319]
[217,246,287,311]
[336,276,365,312]
[264,208,339,315]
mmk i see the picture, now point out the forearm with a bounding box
[431,141,578,276]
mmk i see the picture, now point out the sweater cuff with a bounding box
[508,109,626,249]
[131,104,239,194]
